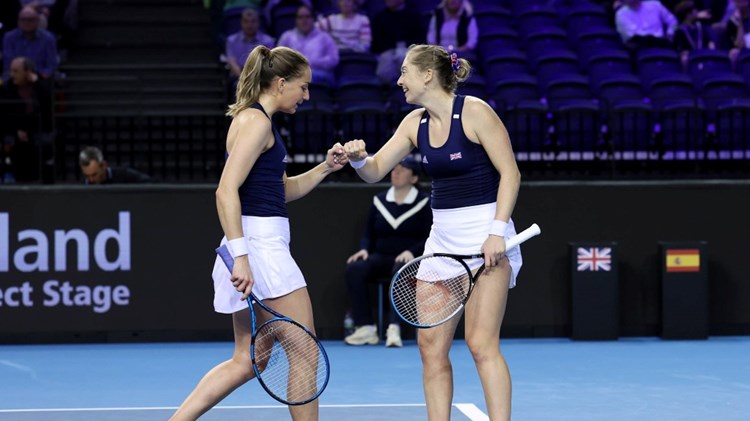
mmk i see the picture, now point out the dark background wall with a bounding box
[1,181,747,343]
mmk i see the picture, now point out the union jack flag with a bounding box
[576,247,612,272]
[449,152,462,160]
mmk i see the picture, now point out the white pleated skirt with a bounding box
[212,216,306,314]
[424,203,523,288]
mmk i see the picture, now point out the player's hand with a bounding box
[395,250,414,264]
[343,139,368,162]
[328,142,347,169]
[480,235,506,268]
[231,255,254,301]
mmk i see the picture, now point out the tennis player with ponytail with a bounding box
[171,45,347,421]
[342,44,523,421]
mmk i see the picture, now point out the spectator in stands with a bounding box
[226,7,275,81]
[726,0,750,64]
[277,4,339,86]
[674,0,717,68]
[316,0,371,53]
[426,0,479,62]
[370,0,425,84]
[615,0,679,52]
[78,146,156,184]
[2,6,58,80]
[0,56,53,184]
[343,157,431,348]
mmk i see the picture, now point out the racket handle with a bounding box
[216,245,234,271]
[506,223,541,250]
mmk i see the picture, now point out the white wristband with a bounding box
[349,157,367,169]
[227,237,249,258]
[488,220,508,237]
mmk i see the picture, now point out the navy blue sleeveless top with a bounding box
[417,95,499,210]
[228,102,288,217]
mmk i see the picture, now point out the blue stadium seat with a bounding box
[482,50,532,81]
[501,100,550,154]
[607,101,655,154]
[584,49,633,85]
[637,48,683,86]
[474,6,513,33]
[336,52,379,85]
[489,74,541,110]
[515,8,561,36]
[736,49,750,87]
[562,6,610,31]
[657,101,706,153]
[523,27,570,60]
[646,74,697,110]
[336,80,384,110]
[595,74,644,108]
[574,28,625,63]
[287,108,338,156]
[551,100,602,155]
[542,74,592,109]
[457,74,488,98]
[477,28,521,59]
[687,49,734,87]
[270,4,298,38]
[699,74,750,110]
[713,101,750,153]
[532,49,581,85]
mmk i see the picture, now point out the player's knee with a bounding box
[465,336,500,363]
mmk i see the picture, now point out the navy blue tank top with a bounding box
[417,95,499,210]
[229,103,288,217]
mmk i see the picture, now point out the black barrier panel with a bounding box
[659,241,709,339]
[570,242,619,340]
[0,186,227,342]
[1,183,749,343]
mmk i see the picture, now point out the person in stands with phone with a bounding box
[170,45,347,421]
[343,156,432,348]
[341,44,523,421]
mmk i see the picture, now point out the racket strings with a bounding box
[392,256,471,326]
[254,320,328,404]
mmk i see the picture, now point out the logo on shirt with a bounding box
[282,155,289,163]
[449,152,462,161]
[422,156,429,164]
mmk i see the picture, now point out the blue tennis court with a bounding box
[1,337,749,420]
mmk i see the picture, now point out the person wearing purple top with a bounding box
[225,8,275,80]
[170,45,347,421]
[277,4,339,86]
[2,6,58,80]
[342,44,523,421]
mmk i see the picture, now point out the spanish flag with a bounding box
[666,249,700,272]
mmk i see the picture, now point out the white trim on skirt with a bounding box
[212,215,307,314]
[424,202,523,288]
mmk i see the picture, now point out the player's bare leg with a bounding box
[170,309,256,421]
[464,258,512,421]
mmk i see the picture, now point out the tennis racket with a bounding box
[216,245,330,405]
[390,223,541,328]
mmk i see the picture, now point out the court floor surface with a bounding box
[1,337,749,420]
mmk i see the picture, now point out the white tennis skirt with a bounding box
[424,203,523,288]
[212,215,307,314]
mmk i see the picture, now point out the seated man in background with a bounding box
[0,56,53,184]
[344,157,432,347]
[225,7,275,82]
[78,146,156,184]
[2,6,58,80]
[615,0,679,52]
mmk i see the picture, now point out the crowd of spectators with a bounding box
[1,1,76,184]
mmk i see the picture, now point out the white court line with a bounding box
[0,403,486,416]
[455,403,490,421]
